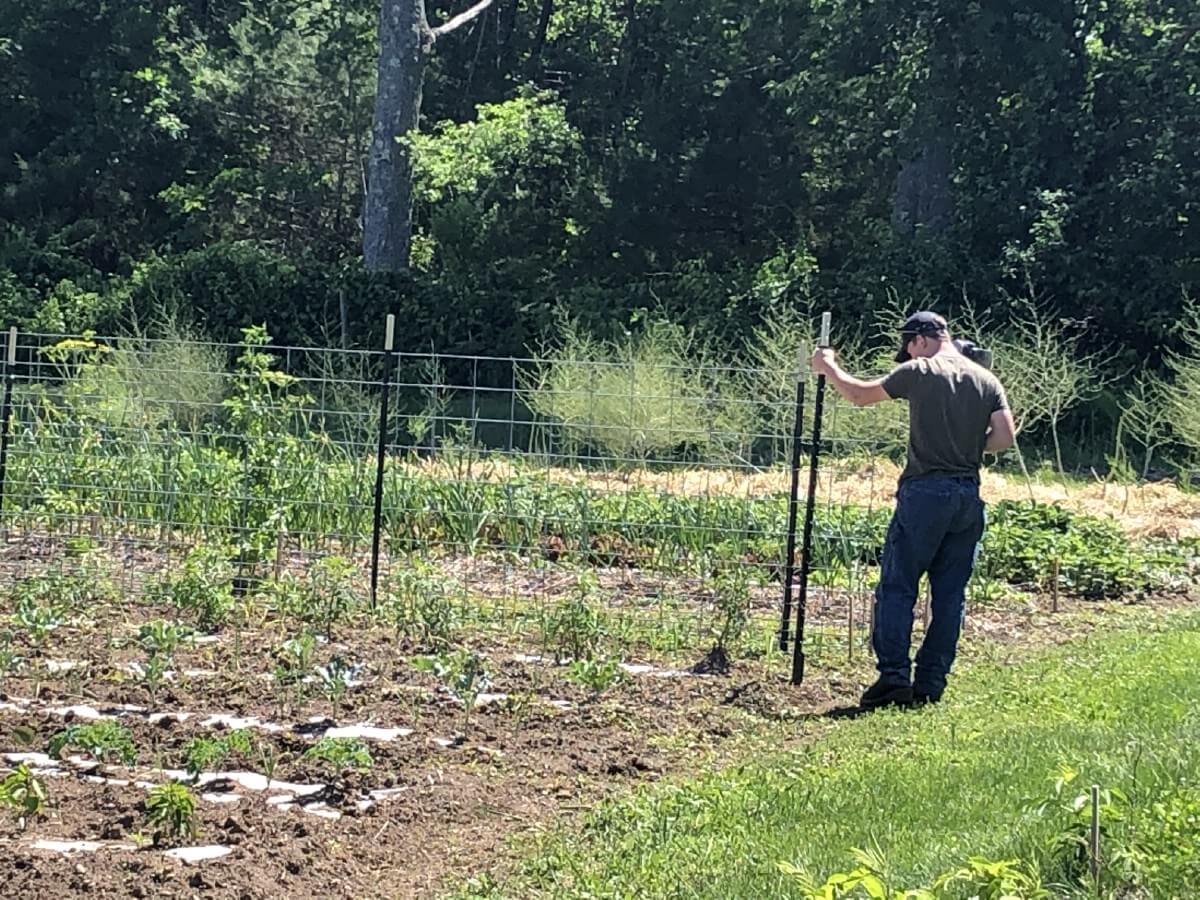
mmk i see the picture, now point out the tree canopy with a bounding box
[1,0,1196,362]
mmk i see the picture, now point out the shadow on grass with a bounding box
[820,704,872,720]
[812,699,938,720]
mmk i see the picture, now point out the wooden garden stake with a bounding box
[274,528,286,582]
[847,589,854,660]
[1051,558,1060,613]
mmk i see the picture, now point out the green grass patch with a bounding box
[464,610,1200,899]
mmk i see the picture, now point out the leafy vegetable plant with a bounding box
[145,782,198,843]
[49,722,137,766]
[304,737,374,771]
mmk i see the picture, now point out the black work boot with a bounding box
[910,689,942,707]
[859,679,913,710]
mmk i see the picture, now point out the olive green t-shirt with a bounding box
[881,353,1009,483]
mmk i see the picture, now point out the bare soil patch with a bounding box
[0,548,1193,899]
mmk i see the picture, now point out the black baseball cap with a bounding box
[894,311,948,363]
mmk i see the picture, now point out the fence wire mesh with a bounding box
[0,328,925,668]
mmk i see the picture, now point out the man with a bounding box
[810,311,1015,709]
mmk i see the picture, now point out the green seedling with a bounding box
[49,721,137,766]
[141,653,170,705]
[414,649,492,725]
[384,561,462,648]
[314,655,358,720]
[0,630,19,682]
[137,619,193,658]
[272,631,319,714]
[305,555,361,636]
[711,565,752,662]
[257,743,284,803]
[0,764,48,822]
[304,737,373,771]
[137,619,194,704]
[273,632,318,685]
[12,595,65,647]
[145,782,198,844]
[181,730,255,778]
[254,576,305,620]
[502,690,538,729]
[566,655,627,698]
[542,573,607,663]
[180,737,223,778]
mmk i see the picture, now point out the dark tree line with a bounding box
[0,0,1196,363]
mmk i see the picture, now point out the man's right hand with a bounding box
[811,348,837,377]
[810,349,890,406]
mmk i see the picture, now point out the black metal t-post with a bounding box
[792,312,831,686]
[369,314,396,609]
[778,344,808,652]
[0,328,17,524]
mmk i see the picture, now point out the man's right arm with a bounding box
[811,350,894,407]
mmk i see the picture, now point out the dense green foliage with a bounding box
[5,328,1195,607]
[2,1,1196,362]
[8,355,1193,601]
[463,614,1200,898]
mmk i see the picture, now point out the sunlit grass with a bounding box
[460,609,1200,899]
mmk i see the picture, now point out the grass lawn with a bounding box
[461,608,1200,899]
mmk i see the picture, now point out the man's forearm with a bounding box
[822,364,882,407]
[984,410,1016,453]
[984,429,1012,453]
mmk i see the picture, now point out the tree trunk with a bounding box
[892,139,953,234]
[1051,417,1065,474]
[529,0,554,71]
[364,0,434,273]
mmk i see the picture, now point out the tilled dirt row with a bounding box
[0,561,1192,897]
[0,620,834,898]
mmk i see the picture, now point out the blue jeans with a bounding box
[873,477,985,698]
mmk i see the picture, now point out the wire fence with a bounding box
[0,324,910,666]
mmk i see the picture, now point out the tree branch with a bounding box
[529,0,554,71]
[432,0,496,39]
[1173,24,1199,58]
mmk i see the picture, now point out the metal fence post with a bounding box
[779,343,809,652]
[792,312,832,686]
[370,314,396,608]
[0,327,18,527]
